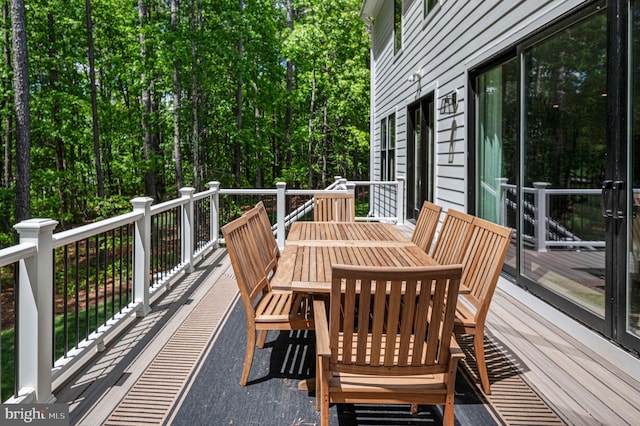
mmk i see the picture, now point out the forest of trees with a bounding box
[0,0,371,247]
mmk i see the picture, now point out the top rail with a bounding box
[0,243,37,268]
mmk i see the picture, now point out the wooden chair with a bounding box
[244,201,279,278]
[313,193,355,222]
[430,209,475,265]
[314,264,464,426]
[454,217,512,395]
[411,200,442,253]
[222,215,313,386]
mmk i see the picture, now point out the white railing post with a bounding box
[396,177,406,225]
[276,182,287,250]
[534,182,551,252]
[180,187,195,273]
[14,218,59,403]
[497,178,508,226]
[346,182,356,196]
[209,181,220,248]
[131,197,153,317]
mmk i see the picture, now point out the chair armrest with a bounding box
[313,299,330,357]
[450,335,465,360]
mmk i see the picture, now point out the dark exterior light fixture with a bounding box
[439,91,457,115]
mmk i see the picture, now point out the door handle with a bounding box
[602,180,613,218]
[613,180,625,219]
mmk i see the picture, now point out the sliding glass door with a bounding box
[521,9,608,324]
[626,0,640,346]
[473,3,640,352]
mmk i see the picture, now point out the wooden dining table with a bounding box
[271,221,462,393]
[270,221,439,294]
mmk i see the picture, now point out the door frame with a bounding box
[407,94,435,222]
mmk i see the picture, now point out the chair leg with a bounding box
[320,377,329,426]
[315,355,321,411]
[442,396,455,426]
[257,330,268,348]
[474,332,491,395]
[240,328,256,386]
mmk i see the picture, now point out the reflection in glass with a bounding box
[476,58,517,270]
[522,11,607,316]
[629,1,640,338]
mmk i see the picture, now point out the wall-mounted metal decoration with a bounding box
[439,91,457,115]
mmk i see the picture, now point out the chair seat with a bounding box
[327,372,448,395]
[254,291,312,324]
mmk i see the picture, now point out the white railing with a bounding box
[0,177,403,404]
[2,184,221,404]
[492,180,605,252]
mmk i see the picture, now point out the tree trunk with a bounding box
[321,97,328,187]
[190,0,199,189]
[307,60,316,189]
[47,12,68,225]
[234,0,243,186]
[11,0,30,222]
[2,0,12,189]
[85,0,104,198]
[171,0,183,191]
[284,0,293,171]
[138,0,156,198]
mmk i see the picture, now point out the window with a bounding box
[381,114,396,180]
[425,0,438,17]
[394,0,402,53]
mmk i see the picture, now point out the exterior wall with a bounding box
[365,0,590,217]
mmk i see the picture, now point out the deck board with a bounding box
[488,284,640,425]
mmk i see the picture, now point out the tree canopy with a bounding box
[0,0,370,245]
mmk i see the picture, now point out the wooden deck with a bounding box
[55,228,640,425]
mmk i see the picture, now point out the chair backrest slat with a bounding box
[244,201,279,279]
[256,201,280,261]
[460,217,512,319]
[313,193,355,222]
[222,215,270,309]
[430,209,474,265]
[411,201,442,253]
[330,264,463,375]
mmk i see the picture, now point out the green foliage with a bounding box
[0,0,370,239]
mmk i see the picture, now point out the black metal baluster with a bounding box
[103,232,108,323]
[13,263,19,399]
[52,249,56,363]
[162,211,167,279]
[75,240,80,348]
[94,234,99,333]
[118,226,123,312]
[111,229,116,318]
[85,238,90,340]
[126,224,131,305]
[63,245,69,358]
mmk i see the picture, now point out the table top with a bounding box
[271,221,438,294]
[286,221,412,243]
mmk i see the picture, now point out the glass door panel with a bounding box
[407,96,434,221]
[628,1,640,340]
[522,11,607,316]
[476,58,518,271]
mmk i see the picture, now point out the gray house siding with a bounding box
[365,0,590,219]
